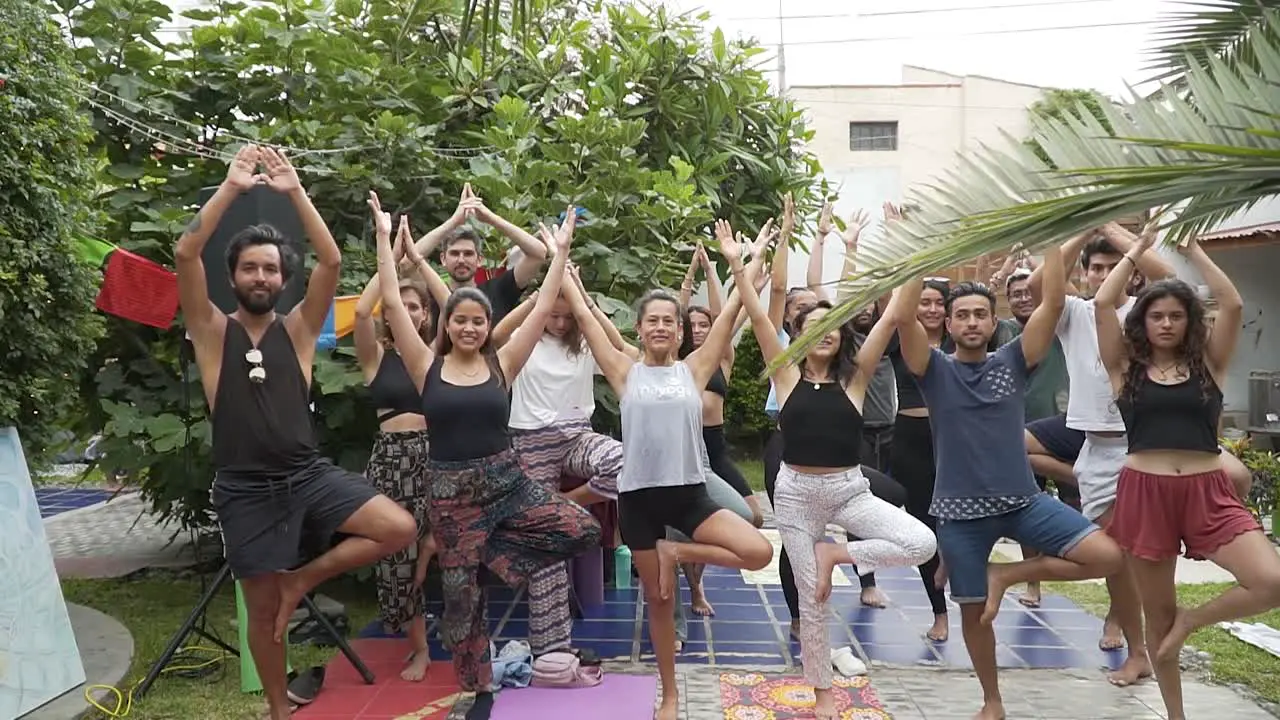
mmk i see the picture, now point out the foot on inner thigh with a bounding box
[860,587,889,608]
[273,570,311,643]
[1107,652,1153,687]
[655,692,679,720]
[981,564,1016,625]
[814,541,844,603]
[689,583,715,617]
[655,540,680,601]
[1017,582,1041,608]
[1156,607,1193,666]
[1098,615,1126,651]
[400,648,431,682]
[973,700,1006,720]
[814,687,836,720]
[789,619,800,639]
[925,614,949,642]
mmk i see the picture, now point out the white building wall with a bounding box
[786,66,1046,291]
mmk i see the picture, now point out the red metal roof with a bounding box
[1199,221,1280,241]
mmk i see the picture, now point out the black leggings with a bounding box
[889,414,948,616]
[703,425,752,498]
[763,430,908,620]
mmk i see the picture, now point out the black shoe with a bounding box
[287,666,325,705]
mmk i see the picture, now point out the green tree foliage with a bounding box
[58,0,821,529]
[723,329,772,451]
[1025,88,1114,168]
[0,0,104,464]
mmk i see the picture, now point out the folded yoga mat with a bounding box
[490,673,657,720]
[719,672,890,719]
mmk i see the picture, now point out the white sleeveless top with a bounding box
[509,332,598,430]
[617,361,706,493]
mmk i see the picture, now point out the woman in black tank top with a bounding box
[730,215,936,719]
[353,217,451,682]
[371,195,600,693]
[1095,231,1271,720]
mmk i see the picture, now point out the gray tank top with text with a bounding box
[617,361,707,493]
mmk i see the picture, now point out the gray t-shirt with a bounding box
[854,332,896,428]
[617,361,707,493]
[917,339,1041,519]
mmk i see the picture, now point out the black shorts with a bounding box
[212,457,378,579]
[1026,414,1086,464]
[619,483,722,551]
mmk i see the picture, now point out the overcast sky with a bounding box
[663,0,1185,98]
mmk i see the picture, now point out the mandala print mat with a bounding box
[719,672,891,720]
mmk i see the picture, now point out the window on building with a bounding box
[849,121,898,152]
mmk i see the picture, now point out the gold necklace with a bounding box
[1153,362,1186,380]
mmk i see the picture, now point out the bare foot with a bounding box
[981,564,1016,625]
[689,587,715,617]
[273,571,310,644]
[673,640,683,654]
[263,700,295,719]
[1107,653,1153,687]
[400,648,431,682]
[1098,617,1126,651]
[655,540,679,601]
[814,687,836,719]
[813,541,844,603]
[1156,608,1194,667]
[1017,582,1041,608]
[972,700,1006,719]
[655,694,678,720]
[925,615,949,643]
[790,619,800,639]
[860,587,889,608]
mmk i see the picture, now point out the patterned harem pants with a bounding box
[367,429,431,632]
[511,413,621,655]
[428,447,601,691]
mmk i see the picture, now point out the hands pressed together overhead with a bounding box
[224,144,302,194]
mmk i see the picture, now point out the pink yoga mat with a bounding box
[490,674,657,719]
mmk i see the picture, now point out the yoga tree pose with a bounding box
[1095,229,1280,720]
[372,193,600,693]
[897,242,1124,720]
[731,213,936,720]
[565,225,774,720]
[352,217,451,681]
[177,147,417,720]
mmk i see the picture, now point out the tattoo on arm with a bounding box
[186,214,203,234]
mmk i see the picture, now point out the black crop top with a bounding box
[420,355,511,461]
[886,332,958,412]
[1117,371,1223,455]
[706,367,728,399]
[367,352,424,423]
[778,381,863,467]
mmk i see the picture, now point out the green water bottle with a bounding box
[614,545,632,589]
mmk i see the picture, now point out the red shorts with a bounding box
[1111,466,1261,561]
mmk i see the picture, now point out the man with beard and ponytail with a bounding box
[175,145,417,720]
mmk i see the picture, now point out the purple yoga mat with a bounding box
[490,673,657,719]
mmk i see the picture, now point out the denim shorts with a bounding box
[937,493,1099,604]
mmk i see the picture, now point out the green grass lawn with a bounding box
[63,574,381,720]
[1045,580,1280,704]
[736,457,766,494]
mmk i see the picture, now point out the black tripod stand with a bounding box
[135,563,376,698]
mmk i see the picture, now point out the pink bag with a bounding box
[530,651,604,689]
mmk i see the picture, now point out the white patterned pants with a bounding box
[774,464,937,688]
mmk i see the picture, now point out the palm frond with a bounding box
[1146,0,1280,84]
[772,7,1280,370]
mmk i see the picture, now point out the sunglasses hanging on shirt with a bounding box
[246,349,266,383]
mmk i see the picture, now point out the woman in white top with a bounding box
[568,230,773,720]
[493,240,622,661]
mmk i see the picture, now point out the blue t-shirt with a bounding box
[764,328,790,418]
[917,339,1041,519]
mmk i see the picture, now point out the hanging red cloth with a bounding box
[95,248,180,329]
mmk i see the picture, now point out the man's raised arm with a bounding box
[175,144,259,339]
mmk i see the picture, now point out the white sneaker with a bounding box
[830,646,867,676]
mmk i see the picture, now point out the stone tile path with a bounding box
[43,491,197,579]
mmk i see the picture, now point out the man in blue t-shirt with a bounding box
[895,244,1124,720]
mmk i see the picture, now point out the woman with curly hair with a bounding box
[353,217,451,681]
[1096,230,1280,720]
